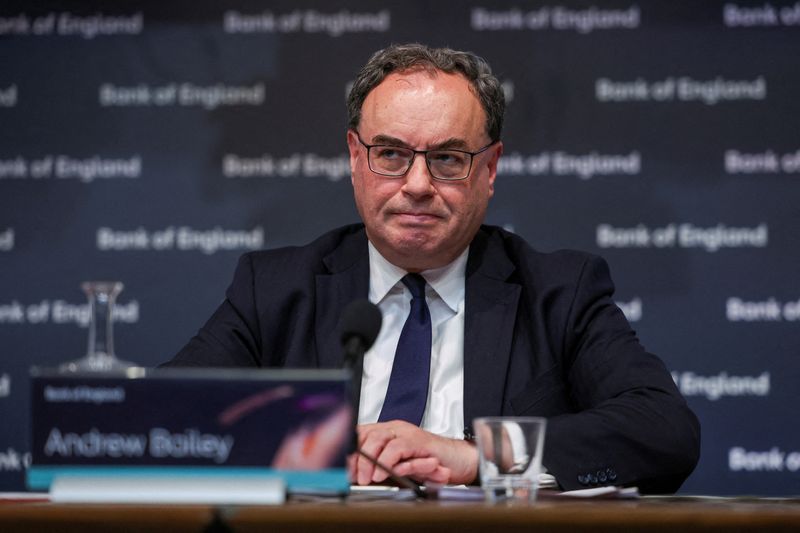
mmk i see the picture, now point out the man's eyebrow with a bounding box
[370,135,470,150]
[370,134,410,147]
[431,137,470,150]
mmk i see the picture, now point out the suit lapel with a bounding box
[314,228,370,421]
[314,228,370,371]
[463,228,521,426]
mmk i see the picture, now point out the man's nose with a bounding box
[401,154,436,197]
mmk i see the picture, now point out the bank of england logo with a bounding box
[672,371,770,400]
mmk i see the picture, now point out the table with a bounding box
[2,496,800,532]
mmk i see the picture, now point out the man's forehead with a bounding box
[360,69,487,143]
[378,67,471,93]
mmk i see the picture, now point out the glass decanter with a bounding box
[59,281,137,372]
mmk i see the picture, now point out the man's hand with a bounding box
[350,420,478,486]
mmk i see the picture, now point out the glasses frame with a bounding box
[354,132,497,182]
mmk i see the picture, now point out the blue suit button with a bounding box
[587,473,598,485]
[597,470,608,483]
[577,474,589,485]
[607,468,617,482]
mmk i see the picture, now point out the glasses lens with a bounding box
[428,150,470,180]
[369,146,413,175]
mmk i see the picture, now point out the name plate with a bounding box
[28,367,354,495]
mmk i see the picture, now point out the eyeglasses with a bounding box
[355,132,496,181]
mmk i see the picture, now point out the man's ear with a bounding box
[346,129,361,185]
[486,141,503,197]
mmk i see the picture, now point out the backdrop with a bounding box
[1,0,798,495]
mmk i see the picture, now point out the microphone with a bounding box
[338,300,380,434]
[339,299,382,369]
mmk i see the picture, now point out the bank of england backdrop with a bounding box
[1,1,798,495]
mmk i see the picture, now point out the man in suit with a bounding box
[167,43,700,493]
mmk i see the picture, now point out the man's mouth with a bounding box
[393,212,441,224]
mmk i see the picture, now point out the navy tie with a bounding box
[378,273,432,426]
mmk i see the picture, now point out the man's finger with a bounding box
[418,465,451,485]
[390,457,452,485]
[393,457,440,478]
[355,426,398,485]
[371,436,426,482]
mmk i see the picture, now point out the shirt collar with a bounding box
[367,242,468,313]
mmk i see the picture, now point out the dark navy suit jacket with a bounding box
[167,224,700,493]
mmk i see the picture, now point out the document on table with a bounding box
[347,474,639,502]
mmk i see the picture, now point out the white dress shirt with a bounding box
[358,242,468,440]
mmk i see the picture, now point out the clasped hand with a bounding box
[349,420,478,486]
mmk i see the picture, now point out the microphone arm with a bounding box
[342,335,367,370]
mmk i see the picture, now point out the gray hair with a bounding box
[347,43,505,142]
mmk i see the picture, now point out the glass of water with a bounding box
[473,417,547,503]
[59,281,136,373]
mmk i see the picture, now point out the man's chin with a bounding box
[366,224,455,266]
[389,226,442,247]
[396,238,457,267]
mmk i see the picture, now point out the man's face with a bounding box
[348,69,503,272]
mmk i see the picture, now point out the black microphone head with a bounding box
[340,299,382,351]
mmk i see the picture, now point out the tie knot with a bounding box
[401,273,426,300]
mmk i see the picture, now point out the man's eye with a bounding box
[376,147,403,160]
[431,151,466,165]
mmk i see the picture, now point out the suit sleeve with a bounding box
[161,253,262,367]
[542,255,700,494]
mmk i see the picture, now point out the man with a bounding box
[166,43,700,493]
